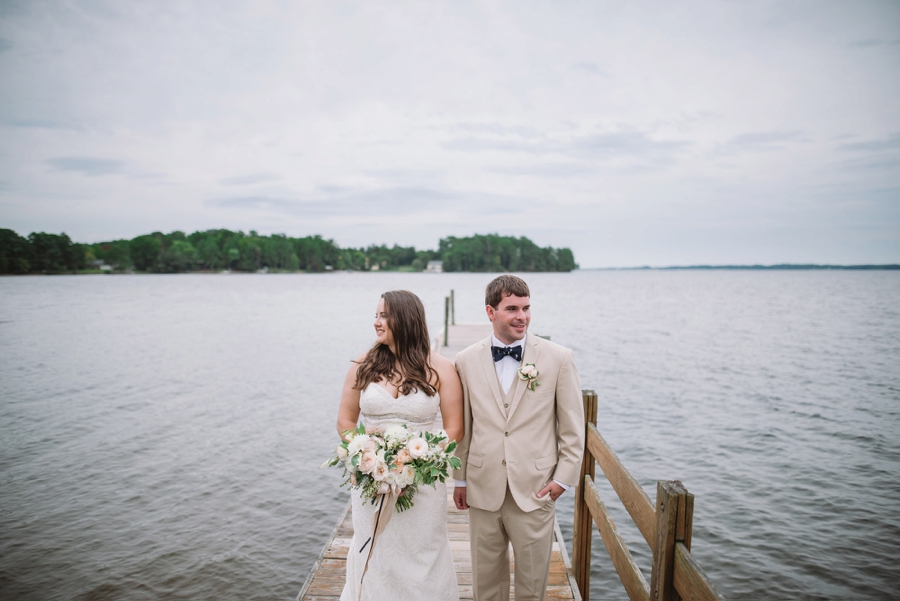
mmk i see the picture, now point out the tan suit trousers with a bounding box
[469,486,556,601]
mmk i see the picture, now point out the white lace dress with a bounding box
[340,383,459,601]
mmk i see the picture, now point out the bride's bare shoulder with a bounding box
[345,351,369,376]
[429,352,457,377]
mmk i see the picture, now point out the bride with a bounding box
[336,290,463,601]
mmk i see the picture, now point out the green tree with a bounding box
[295,235,340,271]
[92,240,132,270]
[262,234,295,270]
[227,248,240,268]
[28,232,81,273]
[163,240,199,272]
[438,234,575,272]
[195,236,224,270]
[130,233,164,271]
[237,235,263,271]
[0,228,33,273]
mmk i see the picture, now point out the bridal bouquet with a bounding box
[323,424,461,512]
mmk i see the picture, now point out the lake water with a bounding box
[1,271,898,600]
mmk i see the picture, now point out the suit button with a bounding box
[501,460,506,466]
[504,403,508,408]
[504,431,509,437]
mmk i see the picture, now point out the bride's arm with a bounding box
[336,354,366,440]
[433,354,464,444]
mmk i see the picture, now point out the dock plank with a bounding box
[435,323,493,359]
[298,487,578,601]
[298,323,579,601]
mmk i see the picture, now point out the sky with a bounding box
[0,0,898,268]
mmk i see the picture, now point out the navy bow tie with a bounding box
[492,345,523,362]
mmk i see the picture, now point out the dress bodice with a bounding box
[359,383,441,432]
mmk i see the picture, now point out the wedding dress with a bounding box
[340,383,460,601]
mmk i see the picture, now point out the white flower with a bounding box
[372,459,390,481]
[384,424,409,442]
[518,364,538,379]
[347,434,370,457]
[335,445,348,460]
[400,465,416,486]
[407,436,428,459]
[518,363,541,391]
[359,451,378,474]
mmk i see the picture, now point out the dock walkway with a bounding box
[297,323,580,601]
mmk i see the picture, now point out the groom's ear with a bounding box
[485,304,495,321]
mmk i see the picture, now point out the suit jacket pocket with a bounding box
[468,453,484,468]
[535,452,557,471]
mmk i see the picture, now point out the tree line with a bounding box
[0,228,577,274]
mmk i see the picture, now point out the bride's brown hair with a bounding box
[354,290,439,397]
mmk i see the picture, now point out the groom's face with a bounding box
[486,294,531,345]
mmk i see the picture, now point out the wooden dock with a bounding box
[297,322,581,601]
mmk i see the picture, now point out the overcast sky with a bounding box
[1,0,898,267]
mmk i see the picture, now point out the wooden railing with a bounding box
[572,390,725,601]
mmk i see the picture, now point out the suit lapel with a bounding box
[507,334,541,421]
[477,337,507,416]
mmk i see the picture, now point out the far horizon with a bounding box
[5,225,900,272]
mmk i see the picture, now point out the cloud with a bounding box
[205,185,542,224]
[714,131,805,156]
[850,38,900,48]
[219,172,282,186]
[442,137,549,154]
[5,118,82,130]
[485,163,591,178]
[45,157,124,177]
[452,123,542,139]
[572,61,610,77]
[0,38,12,53]
[443,127,690,170]
[571,131,691,161]
[834,132,900,171]
[838,133,900,153]
[206,186,454,218]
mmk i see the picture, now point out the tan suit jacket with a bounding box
[454,334,585,513]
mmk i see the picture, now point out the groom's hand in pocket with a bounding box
[453,486,469,510]
[537,481,565,501]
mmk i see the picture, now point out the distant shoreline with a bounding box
[585,264,900,271]
[4,263,900,277]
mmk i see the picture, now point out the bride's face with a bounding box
[374,298,394,348]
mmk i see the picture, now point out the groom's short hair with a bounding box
[485,275,530,308]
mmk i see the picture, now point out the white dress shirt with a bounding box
[493,332,525,394]
[455,332,570,493]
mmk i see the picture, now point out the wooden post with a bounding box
[671,481,693,601]
[443,296,450,347]
[673,481,693,553]
[451,289,456,325]
[651,481,681,601]
[573,389,598,600]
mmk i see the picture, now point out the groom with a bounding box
[453,275,585,601]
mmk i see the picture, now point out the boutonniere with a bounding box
[518,363,541,391]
